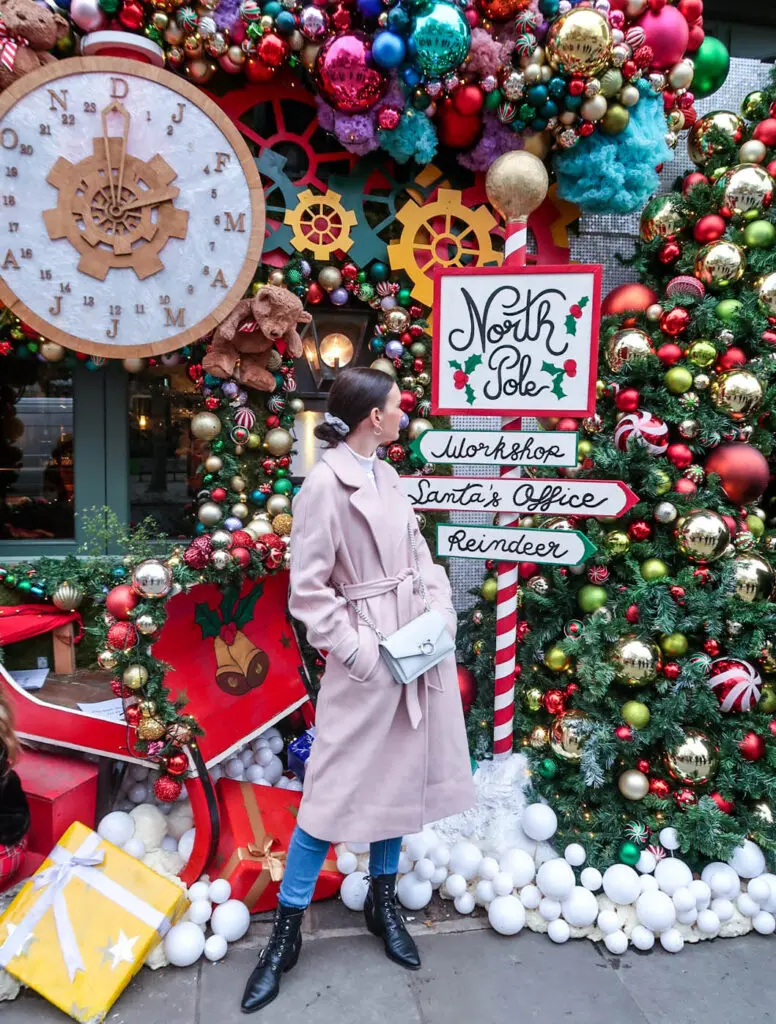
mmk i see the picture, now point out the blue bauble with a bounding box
[372,30,406,69]
[538,0,559,14]
[564,94,582,111]
[275,11,295,33]
[526,84,548,106]
[540,100,559,118]
[387,5,411,33]
[548,76,566,98]
[357,0,383,16]
[410,0,470,78]
[531,117,548,131]
[403,66,421,87]
[369,337,386,354]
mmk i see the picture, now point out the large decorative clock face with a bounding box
[0,58,264,356]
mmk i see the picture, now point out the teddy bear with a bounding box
[203,285,312,393]
[0,0,70,94]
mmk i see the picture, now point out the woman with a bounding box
[0,686,31,890]
[242,367,475,1013]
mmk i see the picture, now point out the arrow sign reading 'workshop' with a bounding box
[402,475,639,518]
[436,523,597,567]
[409,429,579,468]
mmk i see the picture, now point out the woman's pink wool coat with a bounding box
[289,443,476,842]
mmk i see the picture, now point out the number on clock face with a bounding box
[0,59,263,356]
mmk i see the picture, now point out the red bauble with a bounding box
[211,487,227,503]
[230,530,255,550]
[675,787,697,808]
[556,417,579,431]
[118,0,145,29]
[628,520,652,542]
[682,171,708,195]
[565,681,579,695]
[258,33,289,68]
[615,388,641,413]
[649,777,671,798]
[667,443,693,469]
[739,731,766,761]
[753,118,776,147]
[601,283,658,316]
[105,584,139,621]
[519,562,538,579]
[659,241,681,264]
[154,775,184,802]
[670,585,686,604]
[124,704,141,726]
[705,444,770,504]
[456,665,478,715]
[717,347,746,371]
[615,725,633,741]
[678,0,703,22]
[721,515,738,537]
[231,546,251,568]
[184,536,213,569]
[307,282,325,305]
[165,752,189,777]
[341,263,358,282]
[266,416,280,429]
[636,759,651,774]
[656,343,683,365]
[107,621,138,651]
[399,390,416,413]
[387,444,405,463]
[544,689,567,715]
[626,604,640,623]
[770,720,776,737]
[659,307,691,336]
[244,57,276,83]
[452,84,484,116]
[663,662,681,681]
[693,214,726,243]
[710,792,735,814]
[674,477,697,496]
[437,99,482,149]
[703,637,721,656]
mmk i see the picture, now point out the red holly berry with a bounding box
[694,568,712,585]
[563,359,577,377]
[544,689,566,715]
[649,777,670,798]
[453,370,469,390]
[628,520,652,542]
[669,585,686,605]
[570,306,583,320]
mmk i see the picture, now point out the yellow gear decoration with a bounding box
[388,188,500,307]
[284,188,357,261]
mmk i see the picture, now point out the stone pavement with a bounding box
[4,897,776,1024]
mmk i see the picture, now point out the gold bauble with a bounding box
[549,710,590,762]
[675,509,730,563]
[370,357,397,378]
[719,164,774,217]
[197,501,222,527]
[123,665,149,690]
[264,427,294,457]
[230,475,246,492]
[756,271,776,316]
[123,357,145,373]
[246,433,262,450]
[190,411,222,441]
[204,455,223,473]
[606,328,654,371]
[524,686,543,712]
[610,636,662,687]
[266,493,291,517]
[618,769,649,801]
[709,370,763,421]
[267,269,285,287]
[522,129,551,160]
[546,8,612,76]
[317,265,342,292]
[97,650,119,671]
[733,555,774,603]
[135,614,159,636]
[604,529,631,555]
[272,513,293,536]
[407,418,432,441]
[665,729,719,786]
[688,110,744,166]
[545,646,571,672]
[540,516,577,532]
[383,308,410,334]
[693,241,746,289]
[485,151,549,224]
[639,194,686,242]
[686,340,717,367]
[132,558,172,599]
[231,502,249,520]
[288,397,305,415]
[137,716,166,741]
[52,582,84,611]
[40,341,65,362]
[529,725,549,748]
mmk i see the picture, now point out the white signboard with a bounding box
[432,264,602,417]
[403,476,638,518]
[436,523,597,566]
[409,429,578,468]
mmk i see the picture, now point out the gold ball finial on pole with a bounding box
[485,151,549,223]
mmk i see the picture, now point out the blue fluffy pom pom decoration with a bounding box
[379,109,438,165]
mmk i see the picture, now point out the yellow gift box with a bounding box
[0,821,188,1024]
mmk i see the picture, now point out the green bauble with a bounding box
[481,577,498,602]
[715,298,742,322]
[604,530,630,555]
[654,470,672,495]
[744,220,776,249]
[577,584,608,613]
[691,37,730,99]
[397,288,413,307]
[601,103,629,135]
[484,88,502,110]
[545,646,571,671]
[538,758,558,779]
[741,90,766,119]
[686,340,717,367]
[760,682,776,714]
[272,478,293,495]
[748,514,765,538]
[664,366,694,394]
[621,700,650,729]
[640,558,670,581]
[619,841,641,867]
[411,0,471,77]
[660,632,688,657]
[370,262,390,283]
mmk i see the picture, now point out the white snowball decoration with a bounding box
[286,779,304,792]
[636,890,676,934]
[478,856,499,881]
[630,925,655,951]
[658,827,680,851]
[405,833,432,862]
[758,874,776,912]
[747,875,771,906]
[397,853,413,875]
[701,864,740,900]
[476,880,495,905]
[415,858,436,882]
[275,776,291,790]
[178,829,196,864]
[445,874,467,899]
[500,849,535,888]
[209,765,223,783]
[263,726,281,741]
[659,928,684,953]
[710,898,734,922]
[639,875,659,893]
[429,845,451,869]
[737,892,760,918]
[597,910,620,936]
[539,898,561,922]
[164,922,206,967]
[211,900,250,942]
[340,872,369,911]
[672,887,695,913]
[604,930,628,955]
[753,911,776,935]
[602,864,640,905]
[98,811,134,847]
[166,804,195,841]
[225,757,245,780]
[240,748,255,767]
[696,909,721,936]
[268,735,285,755]
[204,935,228,963]
[676,907,697,926]
[245,765,265,784]
[491,871,514,897]
[537,859,575,901]
[580,867,603,892]
[188,881,210,902]
[161,836,178,853]
[128,783,149,804]
[688,879,711,910]
[256,747,274,767]
[263,756,284,786]
[208,879,232,905]
[188,900,213,926]
[521,803,557,842]
[488,895,526,935]
[654,858,693,896]
[561,887,599,928]
[564,844,586,867]
[519,884,542,910]
[397,873,432,911]
[636,851,657,874]
[337,851,358,875]
[454,892,476,915]
[728,840,766,879]
[123,838,146,860]
[547,919,570,944]
[449,842,482,880]
[431,866,448,888]
[129,764,149,781]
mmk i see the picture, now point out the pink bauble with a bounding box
[637,7,689,69]
[315,32,387,113]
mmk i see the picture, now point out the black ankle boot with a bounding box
[364,874,421,970]
[241,903,305,1013]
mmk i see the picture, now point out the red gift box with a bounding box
[212,780,341,913]
[15,748,98,856]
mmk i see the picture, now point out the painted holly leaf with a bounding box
[449,359,463,371]
[234,583,264,630]
[541,361,567,400]
[219,585,240,622]
[565,296,590,336]
[463,354,482,375]
[195,602,222,640]
[565,314,578,336]
[465,383,476,405]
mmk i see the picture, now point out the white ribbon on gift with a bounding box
[0,831,174,982]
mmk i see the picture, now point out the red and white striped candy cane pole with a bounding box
[485,151,548,759]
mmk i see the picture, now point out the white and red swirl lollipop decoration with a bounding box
[708,657,762,713]
[614,410,669,455]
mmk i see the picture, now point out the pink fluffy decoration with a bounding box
[467,27,506,78]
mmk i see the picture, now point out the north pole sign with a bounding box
[436,523,597,566]
[431,264,602,417]
[409,429,578,468]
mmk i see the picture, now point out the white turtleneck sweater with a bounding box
[343,443,377,489]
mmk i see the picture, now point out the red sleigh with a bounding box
[0,571,311,885]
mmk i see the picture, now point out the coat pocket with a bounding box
[348,622,382,684]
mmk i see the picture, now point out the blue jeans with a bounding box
[278,824,402,909]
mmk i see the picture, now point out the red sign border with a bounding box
[431,263,603,419]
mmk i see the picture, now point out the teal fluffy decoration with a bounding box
[553,91,673,214]
[379,109,438,165]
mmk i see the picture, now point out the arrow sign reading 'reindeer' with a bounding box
[409,429,579,468]
[402,476,639,518]
[436,523,597,566]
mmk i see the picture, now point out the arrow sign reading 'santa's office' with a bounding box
[402,475,639,519]
[436,523,597,567]
[409,429,579,468]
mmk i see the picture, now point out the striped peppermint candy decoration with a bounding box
[614,410,669,454]
[234,407,256,430]
[708,658,762,713]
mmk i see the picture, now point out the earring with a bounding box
[374,426,383,437]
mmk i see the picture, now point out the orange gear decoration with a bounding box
[284,187,357,260]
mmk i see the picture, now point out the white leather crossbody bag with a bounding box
[341,523,454,686]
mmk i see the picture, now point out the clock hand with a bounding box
[100,101,131,210]
[122,185,181,211]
